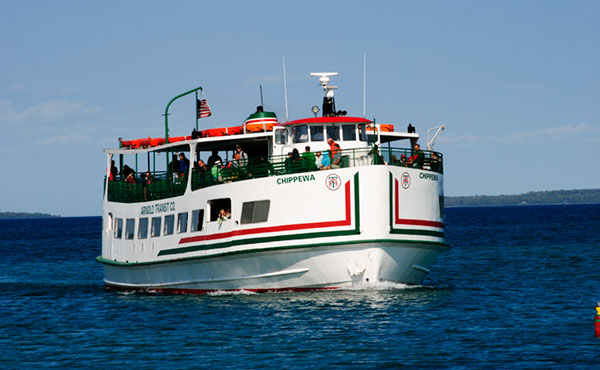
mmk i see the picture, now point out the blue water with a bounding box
[1,205,600,369]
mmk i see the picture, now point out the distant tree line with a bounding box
[445,189,600,207]
[0,212,60,219]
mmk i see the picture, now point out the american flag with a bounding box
[197,99,212,118]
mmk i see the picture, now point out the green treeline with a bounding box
[0,212,60,219]
[446,189,600,207]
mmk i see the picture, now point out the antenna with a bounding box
[363,52,366,117]
[260,84,264,107]
[283,56,289,121]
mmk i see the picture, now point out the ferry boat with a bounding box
[97,72,450,293]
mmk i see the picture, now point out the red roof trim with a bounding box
[279,116,372,126]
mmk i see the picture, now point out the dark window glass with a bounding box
[191,210,204,232]
[164,215,175,235]
[177,212,188,233]
[326,126,340,141]
[151,217,161,237]
[125,218,135,240]
[342,125,356,141]
[241,200,270,224]
[310,126,324,141]
[114,218,123,239]
[138,218,148,239]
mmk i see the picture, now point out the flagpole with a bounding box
[164,85,203,143]
[195,90,199,131]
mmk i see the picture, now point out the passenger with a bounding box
[211,160,223,183]
[291,148,302,173]
[109,160,118,180]
[331,143,342,169]
[168,154,180,177]
[407,144,424,168]
[207,150,222,168]
[121,165,135,179]
[193,160,209,188]
[315,151,324,169]
[320,150,331,170]
[369,145,385,165]
[390,155,398,165]
[399,154,407,167]
[327,138,338,161]
[179,153,190,174]
[284,152,293,174]
[125,172,135,183]
[302,146,317,171]
[142,171,152,200]
[234,144,248,167]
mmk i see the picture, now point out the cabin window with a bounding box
[177,212,188,233]
[342,125,356,141]
[107,213,113,231]
[292,125,308,143]
[359,124,368,141]
[439,196,445,219]
[114,218,123,239]
[125,218,135,240]
[310,126,324,141]
[151,216,161,237]
[138,218,148,239]
[191,209,205,232]
[164,214,175,236]
[275,128,288,144]
[326,125,340,141]
[241,200,270,225]
[209,198,231,221]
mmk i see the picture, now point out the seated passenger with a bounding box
[320,150,331,170]
[399,154,407,167]
[302,146,317,171]
[315,152,324,169]
[207,150,222,168]
[331,144,342,169]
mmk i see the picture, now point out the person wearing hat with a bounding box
[400,154,407,167]
[234,144,248,167]
[207,150,222,168]
[211,159,223,183]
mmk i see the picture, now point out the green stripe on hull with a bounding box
[97,238,451,267]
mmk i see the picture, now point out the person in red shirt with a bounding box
[327,138,339,161]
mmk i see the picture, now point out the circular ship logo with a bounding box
[325,174,342,191]
[401,172,411,189]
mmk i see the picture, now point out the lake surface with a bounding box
[1,204,599,369]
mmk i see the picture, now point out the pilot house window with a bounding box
[292,125,308,143]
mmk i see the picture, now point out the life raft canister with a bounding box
[244,111,278,132]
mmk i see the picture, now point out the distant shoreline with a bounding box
[0,212,61,219]
[445,188,600,207]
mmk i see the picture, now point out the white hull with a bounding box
[102,241,449,292]
[100,165,449,293]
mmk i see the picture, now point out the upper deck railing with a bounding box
[106,146,443,203]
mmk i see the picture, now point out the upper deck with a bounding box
[105,122,442,204]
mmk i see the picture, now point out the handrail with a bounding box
[105,146,443,203]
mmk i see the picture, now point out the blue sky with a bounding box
[1,1,598,216]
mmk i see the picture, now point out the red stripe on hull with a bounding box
[394,178,445,229]
[179,180,352,244]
